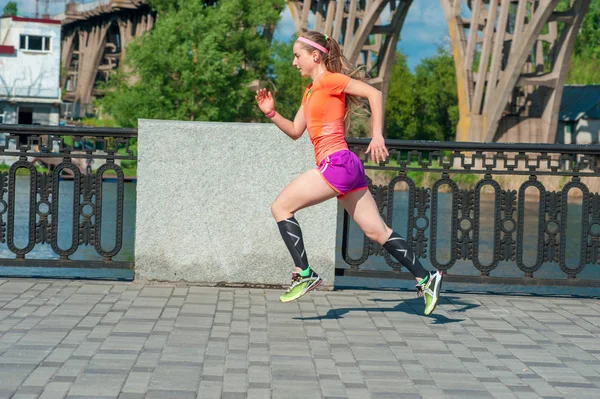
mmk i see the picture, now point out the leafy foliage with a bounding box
[385,49,458,141]
[385,52,417,139]
[2,1,17,16]
[98,0,286,127]
[264,38,308,121]
[567,0,600,84]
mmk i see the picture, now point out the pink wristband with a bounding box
[265,110,276,119]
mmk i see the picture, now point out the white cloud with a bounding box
[405,0,425,23]
[406,27,448,44]
[274,5,295,42]
[406,0,446,27]
[422,5,447,27]
[402,0,448,46]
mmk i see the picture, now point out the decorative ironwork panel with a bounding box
[94,163,125,259]
[587,193,600,265]
[0,125,136,272]
[560,180,588,277]
[516,177,545,276]
[430,173,458,270]
[339,139,600,287]
[80,171,96,247]
[544,190,562,263]
[36,171,52,245]
[456,188,474,261]
[0,172,7,244]
[7,161,36,257]
[51,162,81,258]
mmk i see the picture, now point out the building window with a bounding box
[19,35,51,52]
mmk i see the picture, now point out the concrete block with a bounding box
[136,120,337,286]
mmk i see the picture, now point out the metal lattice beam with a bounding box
[288,0,412,100]
[60,0,153,113]
[441,0,591,143]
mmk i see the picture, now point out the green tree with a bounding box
[385,52,417,139]
[412,48,458,142]
[2,1,18,16]
[573,0,600,59]
[99,0,286,127]
[384,49,458,141]
[566,0,600,83]
[266,38,307,121]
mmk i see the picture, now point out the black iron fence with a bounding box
[0,124,137,272]
[340,138,600,287]
[2,124,599,287]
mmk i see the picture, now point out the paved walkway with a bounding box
[1,278,600,399]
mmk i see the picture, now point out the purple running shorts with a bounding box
[317,149,369,198]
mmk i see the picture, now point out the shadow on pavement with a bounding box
[294,295,478,323]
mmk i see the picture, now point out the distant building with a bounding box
[0,16,62,125]
[557,85,600,145]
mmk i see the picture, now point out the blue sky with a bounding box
[2,0,448,70]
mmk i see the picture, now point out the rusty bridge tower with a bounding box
[290,0,590,143]
[441,0,591,142]
[60,0,154,117]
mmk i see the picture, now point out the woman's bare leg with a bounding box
[272,169,338,272]
[272,169,338,221]
[338,189,427,282]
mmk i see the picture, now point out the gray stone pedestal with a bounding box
[135,120,337,287]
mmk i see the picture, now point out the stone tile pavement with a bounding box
[1,278,600,399]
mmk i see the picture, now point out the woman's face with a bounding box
[292,41,316,77]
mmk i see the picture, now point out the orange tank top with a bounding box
[302,72,351,164]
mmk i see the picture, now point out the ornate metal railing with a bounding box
[340,138,600,287]
[0,124,136,273]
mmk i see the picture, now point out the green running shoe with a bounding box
[279,270,322,302]
[417,271,443,315]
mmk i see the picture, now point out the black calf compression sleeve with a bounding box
[277,217,309,270]
[383,232,428,279]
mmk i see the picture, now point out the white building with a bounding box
[0,16,62,125]
[557,85,600,145]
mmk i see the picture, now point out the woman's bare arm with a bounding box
[255,89,306,140]
[269,105,307,140]
[343,79,388,163]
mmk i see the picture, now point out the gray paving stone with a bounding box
[38,381,73,398]
[2,279,600,398]
[22,366,58,386]
[146,389,196,399]
[0,391,17,399]
[118,394,145,399]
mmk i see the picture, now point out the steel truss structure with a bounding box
[441,0,591,143]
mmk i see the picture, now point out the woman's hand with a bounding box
[255,88,275,114]
[365,135,389,164]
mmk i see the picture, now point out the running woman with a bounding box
[255,31,443,315]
